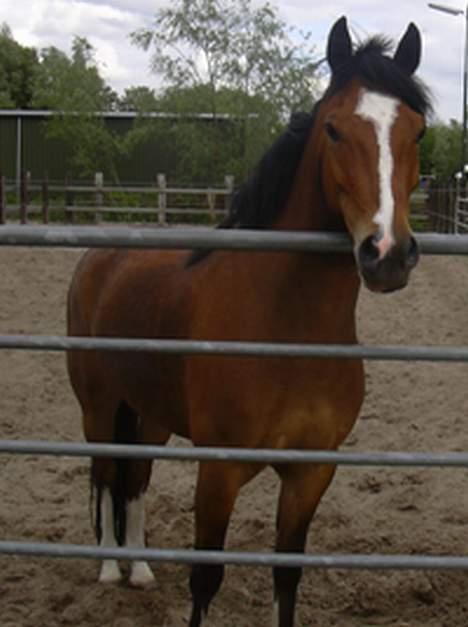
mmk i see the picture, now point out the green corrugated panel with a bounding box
[0,117,16,179]
[0,113,241,184]
[22,116,72,182]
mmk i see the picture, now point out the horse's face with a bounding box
[322,18,427,293]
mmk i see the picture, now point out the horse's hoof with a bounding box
[128,561,155,588]
[99,560,122,584]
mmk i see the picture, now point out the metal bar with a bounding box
[2,439,468,466]
[0,225,351,251]
[15,116,21,206]
[0,226,468,254]
[1,541,468,570]
[2,334,468,362]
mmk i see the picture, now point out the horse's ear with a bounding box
[327,16,353,75]
[394,23,421,75]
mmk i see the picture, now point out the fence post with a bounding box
[42,175,49,224]
[20,171,30,225]
[157,173,167,226]
[95,172,104,223]
[224,175,234,216]
[65,177,74,224]
[0,175,5,224]
[207,188,216,221]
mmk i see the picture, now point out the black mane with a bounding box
[327,37,432,115]
[187,35,432,266]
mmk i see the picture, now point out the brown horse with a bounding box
[67,17,431,627]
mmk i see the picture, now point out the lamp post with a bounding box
[428,2,468,171]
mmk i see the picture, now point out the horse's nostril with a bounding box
[358,236,380,268]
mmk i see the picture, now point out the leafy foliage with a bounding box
[420,120,462,183]
[0,23,38,108]
[118,86,158,112]
[131,0,321,119]
[129,0,322,181]
[32,37,121,180]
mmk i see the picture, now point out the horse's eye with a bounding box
[416,126,426,144]
[325,122,341,142]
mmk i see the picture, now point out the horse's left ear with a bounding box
[394,23,422,75]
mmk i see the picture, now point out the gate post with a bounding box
[20,171,30,225]
[42,175,49,224]
[157,173,167,226]
[95,172,104,223]
[224,175,234,216]
[0,175,6,224]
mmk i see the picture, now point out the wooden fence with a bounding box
[0,172,235,225]
[1,172,455,233]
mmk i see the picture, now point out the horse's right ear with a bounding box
[327,16,353,75]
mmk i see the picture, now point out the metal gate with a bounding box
[1,224,468,572]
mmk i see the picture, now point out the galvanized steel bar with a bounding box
[2,333,468,362]
[1,541,468,570]
[0,225,468,254]
[0,225,352,252]
[2,439,468,467]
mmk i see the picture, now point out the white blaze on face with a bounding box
[355,89,400,258]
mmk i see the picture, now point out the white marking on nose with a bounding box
[355,89,399,258]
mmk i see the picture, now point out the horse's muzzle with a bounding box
[357,234,419,293]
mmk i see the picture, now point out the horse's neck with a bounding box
[275,122,341,233]
[248,132,360,339]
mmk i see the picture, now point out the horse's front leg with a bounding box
[188,460,251,627]
[272,463,337,627]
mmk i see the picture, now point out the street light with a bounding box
[428,2,468,170]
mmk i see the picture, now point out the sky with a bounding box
[1,0,466,122]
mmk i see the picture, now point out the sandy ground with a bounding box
[0,245,468,627]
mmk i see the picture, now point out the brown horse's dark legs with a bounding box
[188,461,246,627]
[272,464,337,627]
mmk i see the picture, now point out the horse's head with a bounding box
[320,17,430,293]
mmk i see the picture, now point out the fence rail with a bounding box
[2,541,468,571]
[0,225,468,254]
[3,439,468,467]
[0,173,234,225]
[2,333,468,362]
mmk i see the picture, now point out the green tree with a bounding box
[130,0,321,181]
[0,23,38,108]
[32,37,121,179]
[131,0,320,119]
[420,121,462,183]
[118,86,158,112]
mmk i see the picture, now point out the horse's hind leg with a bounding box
[123,456,158,588]
[93,459,123,584]
[93,456,156,586]
[272,463,337,627]
[90,402,169,587]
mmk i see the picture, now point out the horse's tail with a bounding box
[92,401,139,546]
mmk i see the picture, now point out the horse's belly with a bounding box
[186,355,365,449]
